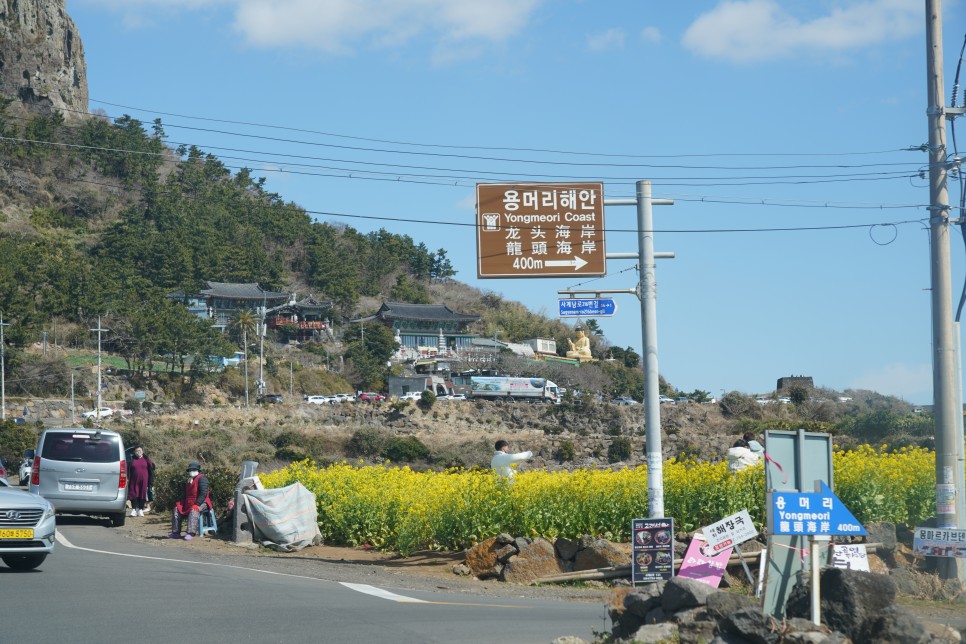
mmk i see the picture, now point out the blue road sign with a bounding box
[770,482,867,536]
[558,298,618,317]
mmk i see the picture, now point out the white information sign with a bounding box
[831,544,870,571]
[702,509,758,553]
[913,526,966,557]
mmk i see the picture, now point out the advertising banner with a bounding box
[631,517,675,584]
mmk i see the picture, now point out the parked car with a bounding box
[440,393,467,401]
[399,391,425,401]
[658,395,675,404]
[29,427,128,527]
[81,407,114,419]
[0,478,56,571]
[0,456,7,484]
[612,396,640,406]
[333,393,355,403]
[305,395,335,405]
[257,394,284,404]
[358,392,386,402]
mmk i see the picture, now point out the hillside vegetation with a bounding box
[0,97,935,475]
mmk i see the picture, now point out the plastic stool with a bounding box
[199,508,218,537]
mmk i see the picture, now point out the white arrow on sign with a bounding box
[544,256,588,271]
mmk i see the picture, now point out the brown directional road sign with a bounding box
[476,182,606,278]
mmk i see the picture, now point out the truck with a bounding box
[469,376,561,404]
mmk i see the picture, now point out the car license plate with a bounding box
[0,529,34,539]
[65,483,95,491]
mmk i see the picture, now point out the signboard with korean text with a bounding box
[558,298,617,318]
[831,544,870,571]
[770,481,867,536]
[678,534,732,588]
[702,510,758,553]
[476,183,606,278]
[913,527,966,557]
[631,517,675,584]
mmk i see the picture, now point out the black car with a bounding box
[257,394,284,404]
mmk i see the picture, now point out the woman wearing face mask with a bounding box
[127,446,155,517]
[168,461,212,540]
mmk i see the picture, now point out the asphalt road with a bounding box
[3,520,608,643]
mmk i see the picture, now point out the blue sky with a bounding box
[67,0,966,404]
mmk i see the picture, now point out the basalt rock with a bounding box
[0,0,88,118]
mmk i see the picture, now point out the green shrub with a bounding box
[418,390,437,409]
[0,419,39,465]
[347,427,390,458]
[557,439,576,462]
[607,436,632,463]
[381,436,430,462]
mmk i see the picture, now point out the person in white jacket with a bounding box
[726,438,761,473]
[491,439,532,480]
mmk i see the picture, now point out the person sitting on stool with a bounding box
[168,461,212,541]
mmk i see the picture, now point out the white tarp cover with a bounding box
[243,482,323,551]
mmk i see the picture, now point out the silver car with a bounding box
[29,428,128,527]
[0,478,56,570]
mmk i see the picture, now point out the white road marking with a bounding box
[54,532,517,608]
[339,582,428,603]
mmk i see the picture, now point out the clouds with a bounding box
[81,0,544,59]
[682,0,920,63]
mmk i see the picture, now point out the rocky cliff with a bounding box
[0,0,87,118]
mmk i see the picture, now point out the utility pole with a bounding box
[603,182,675,518]
[258,303,266,396]
[90,316,107,418]
[243,326,249,407]
[0,312,8,421]
[70,371,76,424]
[925,0,965,582]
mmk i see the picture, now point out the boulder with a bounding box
[720,606,781,644]
[677,618,717,644]
[609,583,665,638]
[705,590,757,620]
[464,537,502,578]
[629,622,678,643]
[500,538,566,584]
[555,536,579,561]
[865,521,898,554]
[573,537,630,571]
[494,543,517,563]
[890,567,924,597]
[856,605,936,643]
[661,576,716,613]
[785,567,896,641]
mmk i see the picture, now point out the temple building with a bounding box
[352,302,481,358]
[173,281,290,332]
[265,296,334,343]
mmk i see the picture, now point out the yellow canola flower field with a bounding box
[260,446,938,556]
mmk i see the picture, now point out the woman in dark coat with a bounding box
[127,446,155,517]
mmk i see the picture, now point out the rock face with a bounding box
[0,0,88,117]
